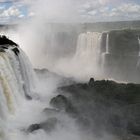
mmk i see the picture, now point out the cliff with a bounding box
[50,78,140,139]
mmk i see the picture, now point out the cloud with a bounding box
[0,0,140,22]
[106,3,140,20]
[99,0,140,5]
[80,1,140,21]
[0,6,20,18]
[114,3,140,13]
[99,0,111,5]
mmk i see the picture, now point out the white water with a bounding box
[75,32,101,58]
[76,32,101,65]
[0,45,85,140]
[106,33,109,54]
[0,32,131,140]
[54,32,102,81]
[0,45,38,140]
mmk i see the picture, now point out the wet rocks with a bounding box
[0,35,19,55]
[27,117,59,133]
[27,124,41,132]
[12,48,20,56]
[50,95,76,114]
[0,35,18,46]
[52,79,140,138]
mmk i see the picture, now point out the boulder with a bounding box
[0,35,18,46]
[50,95,76,114]
[27,124,41,133]
[27,117,58,133]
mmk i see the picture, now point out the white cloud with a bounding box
[118,3,140,13]
[0,0,140,22]
[80,2,140,21]
[0,6,20,18]
[99,7,109,12]
[88,10,97,16]
[107,3,140,19]
[99,0,110,5]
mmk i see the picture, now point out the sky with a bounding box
[0,0,140,23]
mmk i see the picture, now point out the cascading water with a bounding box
[0,36,82,140]
[0,29,139,140]
[75,32,101,61]
[71,29,140,82]
[53,31,102,80]
[73,32,101,79]
[0,36,37,140]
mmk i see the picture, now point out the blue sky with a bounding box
[0,0,140,23]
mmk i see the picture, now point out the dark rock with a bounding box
[88,78,95,86]
[50,95,69,110]
[40,118,58,132]
[42,108,60,119]
[54,79,140,137]
[0,35,18,46]
[12,48,20,56]
[108,29,139,55]
[0,48,5,52]
[27,117,59,133]
[1,46,8,49]
[25,94,32,100]
[27,124,41,132]
[99,29,140,83]
[50,95,77,114]
[121,134,140,140]
[102,53,139,82]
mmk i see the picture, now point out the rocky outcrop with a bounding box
[100,29,140,83]
[50,95,77,115]
[27,118,59,133]
[0,35,18,46]
[107,30,139,55]
[50,78,140,138]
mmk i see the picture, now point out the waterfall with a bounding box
[138,36,140,56]
[75,32,101,59]
[99,32,108,74]
[74,30,140,82]
[74,32,100,71]
[73,32,101,78]
[106,33,109,54]
[100,30,140,82]
[0,36,37,139]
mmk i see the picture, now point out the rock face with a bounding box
[0,35,18,46]
[27,118,58,133]
[100,29,140,83]
[50,95,76,113]
[107,30,139,55]
[50,78,140,138]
